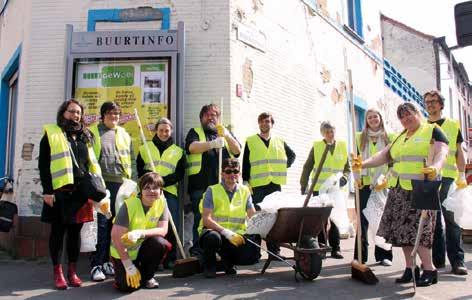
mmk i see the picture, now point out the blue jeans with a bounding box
[432,177,464,267]
[90,181,121,267]
[190,189,205,248]
[163,191,180,262]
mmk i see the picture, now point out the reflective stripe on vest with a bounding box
[89,124,132,179]
[246,135,287,187]
[198,184,250,235]
[439,119,459,179]
[388,123,435,190]
[110,195,166,260]
[139,141,183,196]
[186,127,233,176]
[312,140,348,191]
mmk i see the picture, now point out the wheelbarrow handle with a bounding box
[245,237,296,270]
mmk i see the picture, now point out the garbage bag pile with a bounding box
[443,183,472,230]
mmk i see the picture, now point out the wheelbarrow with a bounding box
[258,206,332,281]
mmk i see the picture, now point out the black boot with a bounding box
[203,250,217,278]
[416,270,438,287]
[395,266,420,283]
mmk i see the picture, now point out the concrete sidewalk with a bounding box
[0,238,470,300]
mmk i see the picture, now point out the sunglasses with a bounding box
[223,169,240,174]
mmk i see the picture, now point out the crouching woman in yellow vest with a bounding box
[198,158,261,278]
[353,103,449,287]
[110,172,172,292]
[39,99,108,290]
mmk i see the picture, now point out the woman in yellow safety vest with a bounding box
[354,108,394,266]
[136,117,186,269]
[110,172,171,292]
[353,102,449,287]
[39,99,108,290]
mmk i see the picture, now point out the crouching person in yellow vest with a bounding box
[300,121,350,259]
[137,117,186,269]
[199,158,261,278]
[110,172,172,292]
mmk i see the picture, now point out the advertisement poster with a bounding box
[74,61,168,153]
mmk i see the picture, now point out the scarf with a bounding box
[361,129,387,181]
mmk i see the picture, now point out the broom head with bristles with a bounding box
[172,257,201,278]
[351,260,379,285]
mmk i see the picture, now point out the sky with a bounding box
[378,0,472,82]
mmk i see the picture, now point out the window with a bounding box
[347,0,363,38]
[5,71,17,177]
[354,105,365,131]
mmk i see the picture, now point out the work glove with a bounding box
[122,259,141,289]
[220,228,245,247]
[216,124,229,137]
[94,190,112,219]
[456,172,468,189]
[339,175,348,187]
[121,230,146,248]
[351,154,362,173]
[421,166,438,181]
[374,178,388,192]
[209,137,225,149]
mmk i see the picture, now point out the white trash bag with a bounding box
[115,178,137,214]
[319,173,350,235]
[443,183,472,230]
[362,189,391,251]
[80,210,97,253]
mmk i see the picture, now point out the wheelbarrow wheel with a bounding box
[295,252,322,281]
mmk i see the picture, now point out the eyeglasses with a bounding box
[223,169,240,174]
[425,99,439,105]
[106,111,121,116]
[66,109,81,115]
[143,186,160,192]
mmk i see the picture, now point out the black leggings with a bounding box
[49,222,83,265]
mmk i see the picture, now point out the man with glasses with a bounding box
[89,101,135,281]
[185,104,241,254]
[198,158,260,278]
[424,90,468,275]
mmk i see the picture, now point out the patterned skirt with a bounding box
[377,187,436,248]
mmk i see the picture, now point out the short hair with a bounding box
[199,104,220,120]
[138,172,164,192]
[396,102,421,119]
[258,112,274,124]
[154,117,173,131]
[423,90,445,109]
[222,158,240,170]
[320,121,335,134]
[100,101,121,120]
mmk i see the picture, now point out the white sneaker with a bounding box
[91,265,106,281]
[144,278,159,289]
[102,262,115,276]
[380,259,393,266]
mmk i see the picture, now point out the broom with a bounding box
[133,109,200,278]
[347,70,379,285]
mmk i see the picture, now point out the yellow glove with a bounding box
[351,154,362,173]
[374,179,388,191]
[456,172,468,189]
[216,124,228,137]
[94,190,112,219]
[122,259,141,289]
[421,166,438,181]
[121,230,145,248]
[221,229,245,247]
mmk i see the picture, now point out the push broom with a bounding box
[347,70,379,285]
[134,109,200,278]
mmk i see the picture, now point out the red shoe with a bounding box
[53,265,68,290]
[67,262,82,287]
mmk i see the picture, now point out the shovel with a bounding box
[134,109,200,277]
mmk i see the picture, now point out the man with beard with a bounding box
[242,112,296,255]
[185,104,241,253]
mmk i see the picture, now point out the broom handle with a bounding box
[134,109,187,260]
[218,97,224,183]
[346,70,363,263]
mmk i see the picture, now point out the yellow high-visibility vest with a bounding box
[198,183,250,235]
[246,135,287,187]
[312,140,348,192]
[139,141,183,196]
[388,123,435,190]
[110,195,166,260]
[89,124,132,179]
[438,118,460,179]
[43,124,102,190]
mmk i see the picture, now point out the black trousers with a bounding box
[112,236,171,293]
[353,186,393,263]
[312,191,341,252]
[199,230,261,270]
[49,222,83,265]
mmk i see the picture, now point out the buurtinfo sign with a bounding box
[71,30,178,53]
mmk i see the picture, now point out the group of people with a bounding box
[38,90,468,292]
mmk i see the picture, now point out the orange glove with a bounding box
[351,154,362,173]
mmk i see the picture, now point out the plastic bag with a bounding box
[80,210,97,252]
[362,189,391,251]
[319,173,350,235]
[443,184,472,230]
[115,179,137,214]
[246,211,278,238]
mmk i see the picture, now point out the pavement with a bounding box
[0,238,471,300]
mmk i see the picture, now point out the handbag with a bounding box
[0,179,17,232]
[68,143,106,202]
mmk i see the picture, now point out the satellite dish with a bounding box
[455,1,472,47]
